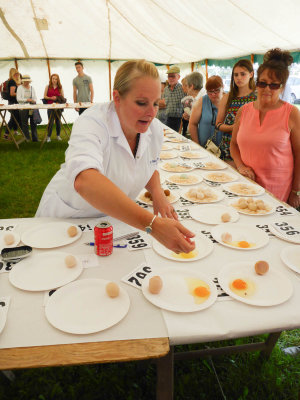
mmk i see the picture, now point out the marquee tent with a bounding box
[1,0,300,123]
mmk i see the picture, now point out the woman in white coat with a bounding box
[36,60,195,254]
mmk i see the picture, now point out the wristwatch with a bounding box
[291,189,300,196]
[145,215,157,234]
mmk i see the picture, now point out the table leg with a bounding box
[60,111,72,138]
[260,331,282,359]
[156,346,174,400]
[0,110,19,150]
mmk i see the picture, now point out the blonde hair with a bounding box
[113,59,159,97]
[9,68,21,85]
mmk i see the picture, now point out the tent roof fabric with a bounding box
[0,0,300,63]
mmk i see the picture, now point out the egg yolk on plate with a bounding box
[229,278,256,297]
[185,277,210,304]
[171,250,198,259]
[230,241,256,248]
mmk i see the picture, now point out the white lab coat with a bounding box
[36,102,163,218]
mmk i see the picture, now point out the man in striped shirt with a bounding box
[160,66,185,132]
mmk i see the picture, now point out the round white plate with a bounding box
[190,205,239,225]
[45,279,130,334]
[0,307,6,335]
[142,267,217,312]
[181,185,225,204]
[161,143,173,151]
[159,151,178,160]
[173,143,200,150]
[280,246,300,274]
[153,233,213,262]
[228,197,276,216]
[222,182,265,196]
[166,174,203,186]
[268,218,300,244]
[160,162,194,173]
[9,252,83,291]
[180,151,206,159]
[211,223,269,250]
[197,161,227,170]
[137,190,180,206]
[0,231,20,248]
[21,222,82,249]
[166,137,189,143]
[218,261,293,306]
[202,171,238,183]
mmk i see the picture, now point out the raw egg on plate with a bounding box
[172,250,198,259]
[229,278,256,297]
[185,277,211,304]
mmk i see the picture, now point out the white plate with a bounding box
[160,162,194,173]
[197,161,227,170]
[9,252,83,291]
[218,261,293,306]
[161,143,173,151]
[228,197,276,216]
[211,223,269,250]
[142,267,217,312]
[202,171,238,183]
[0,231,20,248]
[159,151,178,160]
[280,246,300,274]
[181,185,225,204]
[21,222,82,248]
[173,143,200,150]
[222,182,265,196]
[190,205,239,225]
[180,151,206,159]
[166,137,189,143]
[137,190,180,206]
[152,233,213,262]
[0,307,6,335]
[268,218,300,244]
[45,279,130,334]
[166,174,203,186]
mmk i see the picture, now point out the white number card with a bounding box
[271,221,300,239]
[122,262,153,289]
[126,233,152,251]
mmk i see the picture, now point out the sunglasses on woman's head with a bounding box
[256,81,282,90]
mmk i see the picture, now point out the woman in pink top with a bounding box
[231,49,300,208]
[44,73,64,142]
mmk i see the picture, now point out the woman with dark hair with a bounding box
[44,73,64,142]
[216,59,256,164]
[230,49,300,208]
[189,75,224,146]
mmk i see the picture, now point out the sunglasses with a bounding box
[207,88,221,94]
[256,81,282,90]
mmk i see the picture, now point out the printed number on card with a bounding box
[126,233,151,250]
[122,263,152,289]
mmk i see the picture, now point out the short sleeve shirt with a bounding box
[73,74,92,102]
[7,79,18,104]
[163,83,185,118]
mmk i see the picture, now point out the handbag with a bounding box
[205,128,223,158]
[32,109,42,124]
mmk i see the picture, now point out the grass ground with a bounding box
[0,126,299,400]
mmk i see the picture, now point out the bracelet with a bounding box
[145,215,157,234]
[216,122,222,129]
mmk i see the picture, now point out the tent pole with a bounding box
[191,62,194,72]
[14,58,18,70]
[108,59,112,101]
[46,58,51,80]
[205,59,208,81]
[251,54,254,64]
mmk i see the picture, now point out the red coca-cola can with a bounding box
[94,222,113,256]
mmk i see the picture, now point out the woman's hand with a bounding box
[237,165,256,181]
[52,96,57,100]
[288,192,300,209]
[182,112,190,121]
[152,217,195,254]
[152,190,178,220]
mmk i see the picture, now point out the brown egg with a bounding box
[65,255,77,268]
[221,213,231,223]
[106,282,120,298]
[255,261,269,275]
[149,276,163,294]
[221,232,232,244]
[67,225,78,237]
[144,191,151,199]
[164,189,170,197]
[4,233,14,245]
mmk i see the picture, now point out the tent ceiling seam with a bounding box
[0,8,29,58]
[229,0,294,47]
[109,0,180,62]
[30,0,49,58]
[106,0,112,60]
[149,0,245,52]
